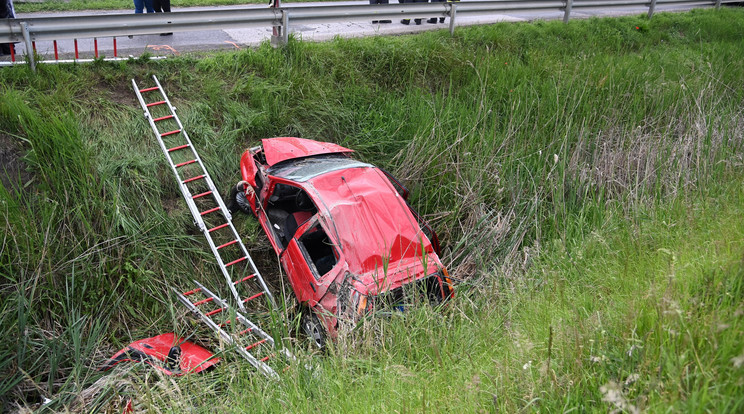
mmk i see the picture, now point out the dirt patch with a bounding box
[104,81,138,107]
[0,132,33,193]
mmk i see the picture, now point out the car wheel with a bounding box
[227,184,253,215]
[301,310,326,349]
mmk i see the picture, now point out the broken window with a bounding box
[298,223,337,279]
[266,184,317,248]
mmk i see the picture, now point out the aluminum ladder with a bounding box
[133,75,291,378]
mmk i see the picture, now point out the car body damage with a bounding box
[102,333,219,375]
[231,137,454,345]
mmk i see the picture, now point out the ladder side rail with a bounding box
[227,222,277,309]
[151,76,270,311]
[132,79,205,226]
[138,77,245,309]
[174,288,280,380]
[195,281,276,345]
[197,281,294,362]
[198,225,248,311]
[151,76,233,223]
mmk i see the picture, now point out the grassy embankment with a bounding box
[1,8,743,412]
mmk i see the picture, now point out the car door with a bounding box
[280,217,338,304]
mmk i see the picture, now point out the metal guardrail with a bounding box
[0,0,737,69]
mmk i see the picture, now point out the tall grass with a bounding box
[0,8,743,411]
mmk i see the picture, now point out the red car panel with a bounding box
[262,137,354,167]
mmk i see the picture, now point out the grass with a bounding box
[1,7,743,412]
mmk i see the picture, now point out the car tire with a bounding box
[227,184,253,215]
[301,310,326,349]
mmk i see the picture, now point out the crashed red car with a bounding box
[228,137,453,347]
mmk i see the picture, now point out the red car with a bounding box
[228,138,453,347]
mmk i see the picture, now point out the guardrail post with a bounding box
[282,10,289,45]
[20,22,36,72]
[448,3,457,36]
[715,0,722,9]
[563,0,573,23]
[648,0,657,18]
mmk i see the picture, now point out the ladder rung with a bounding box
[235,274,257,284]
[153,114,174,122]
[201,207,221,216]
[146,100,166,107]
[175,159,197,168]
[167,144,190,153]
[225,256,248,267]
[182,287,202,296]
[238,328,254,336]
[217,239,238,250]
[242,292,264,303]
[182,174,205,184]
[192,190,213,200]
[260,353,275,362]
[193,297,214,306]
[208,223,230,233]
[160,129,181,137]
[246,339,267,351]
[139,86,159,93]
[219,318,234,328]
[205,307,225,317]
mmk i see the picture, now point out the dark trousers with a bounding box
[401,0,427,25]
[1,0,15,56]
[429,0,445,23]
[153,0,170,13]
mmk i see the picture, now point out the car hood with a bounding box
[263,137,354,166]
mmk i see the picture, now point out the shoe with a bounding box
[372,20,379,24]
[160,32,173,36]
[380,20,392,23]
[427,18,437,24]
[439,17,445,23]
[401,19,410,25]
[414,19,422,25]
[128,35,134,39]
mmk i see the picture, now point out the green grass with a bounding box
[1,8,743,412]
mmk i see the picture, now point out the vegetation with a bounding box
[1,8,743,412]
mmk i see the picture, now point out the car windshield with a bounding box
[268,155,372,182]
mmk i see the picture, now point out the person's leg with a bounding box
[133,0,144,13]
[144,0,155,13]
[370,0,379,23]
[153,0,162,12]
[400,0,410,24]
[413,0,427,25]
[429,0,444,23]
[379,0,391,23]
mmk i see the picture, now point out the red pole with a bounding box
[94,38,98,58]
[113,38,118,57]
[32,41,36,52]
[53,40,59,61]
[10,45,14,62]
[74,39,79,59]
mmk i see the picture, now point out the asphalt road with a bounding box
[4,1,712,62]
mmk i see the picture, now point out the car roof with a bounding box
[262,137,354,167]
[302,165,436,276]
